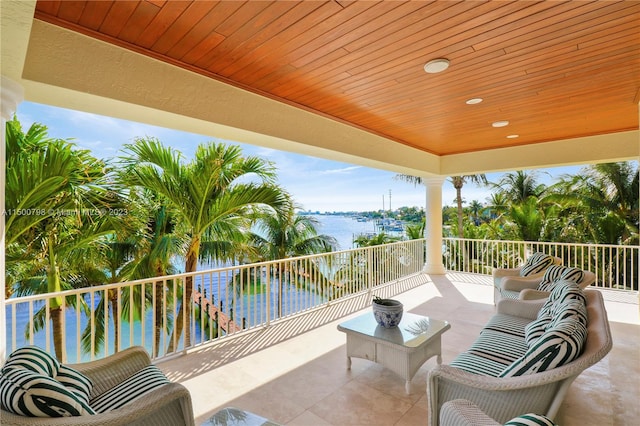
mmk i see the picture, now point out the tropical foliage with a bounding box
[6,114,638,361]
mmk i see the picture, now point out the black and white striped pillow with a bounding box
[56,365,93,406]
[524,315,551,347]
[519,253,554,277]
[504,413,557,425]
[538,266,583,291]
[537,281,585,318]
[499,317,587,377]
[2,346,60,377]
[89,365,169,413]
[0,368,95,417]
[550,299,588,327]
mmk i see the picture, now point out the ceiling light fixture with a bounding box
[424,58,450,73]
[492,120,509,128]
[466,98,483,105]
[506,134,519,139]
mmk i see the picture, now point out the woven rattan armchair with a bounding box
[427,290,612,426]
[0,346,195,426]
[492,256,562,304]
[499,269,596,301]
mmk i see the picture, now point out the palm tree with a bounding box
[121,137,289,352]
[450,175,488,238]
[5,118,116,359]
[251,204,337,260]
[249,204,337,316]
[552,162,638,245]
[78,189,182,357]
[491,170,547,203]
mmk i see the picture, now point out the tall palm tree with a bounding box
[249,205,337,316]
[450,175,488,238]
[5,118,116,359]
[121,137,289,352]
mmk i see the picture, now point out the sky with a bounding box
[15,101,588,213]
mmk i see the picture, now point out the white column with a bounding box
[423,177,446,274]
[1,76,24,364]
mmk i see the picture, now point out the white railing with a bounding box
[5,239,426,363]
[443,238,639,292]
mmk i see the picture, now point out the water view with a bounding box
[6,215,381,362]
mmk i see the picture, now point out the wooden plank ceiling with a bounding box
[34,0,640,156]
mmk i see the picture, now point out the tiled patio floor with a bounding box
[158,272,640,426]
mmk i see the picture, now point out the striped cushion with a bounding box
[2,346,60,377]
[90,365,169,413]
[519,253,554,277]
[537,266,584,291]
[549,299,587,326]
[524,315,551,347]
[450,352,508,377]
[56,365,93,406]
[0,368,95,417]
[499,318,587,377]
[538,281,586,318]
[504,413,557,425]
[483,313,531,339]
[468,329,528,365]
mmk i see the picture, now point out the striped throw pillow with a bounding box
[2,346,60,377]
[89,365,169,413]
[499,317,587,377]
[56,365,93,406]
[504,413,557,425]
[537,266,584,291]
[0,368,95,417]
[537,281,585,318]
[519,253,554,277]
[524,315,551,347]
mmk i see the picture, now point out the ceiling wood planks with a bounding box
[33,0,640,156]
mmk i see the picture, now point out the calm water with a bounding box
[312,214,377,250]
[6,215,378,361]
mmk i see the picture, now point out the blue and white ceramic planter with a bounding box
[372,299,403,328]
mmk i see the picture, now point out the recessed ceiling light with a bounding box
[492,120,509,128]
[507,134,519,139]
[424,58,450,73]
[466,98,483,105]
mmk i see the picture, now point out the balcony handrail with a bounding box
[5,239,427,363]
[5,237,637,364]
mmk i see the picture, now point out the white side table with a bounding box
[338,311,450,394]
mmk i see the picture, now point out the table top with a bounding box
[200,407,281,426]
[337,311,450,348]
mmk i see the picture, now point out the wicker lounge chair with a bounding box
[0,346,195,426]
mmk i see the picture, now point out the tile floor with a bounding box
[158,272,640,426]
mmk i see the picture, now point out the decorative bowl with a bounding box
[372,298,403,328]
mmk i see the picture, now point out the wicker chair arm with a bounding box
[496,298,544,320]
[519,289,550,300]
[499,276,542,292]
[491,267,521,279]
